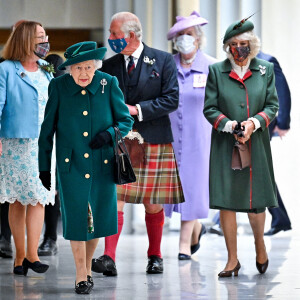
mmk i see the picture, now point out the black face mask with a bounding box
[230,46,250,62]
[34,42,50,59]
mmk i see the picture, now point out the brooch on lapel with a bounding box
[100,78,107,93]
[259,65,266,76]
[143,56,155,65]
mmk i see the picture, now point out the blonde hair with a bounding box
[223,30,260,60]
[1,21,42,61]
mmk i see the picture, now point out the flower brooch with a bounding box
[259,65,266,76]
[40,63,56,74]
[143,56,155,65]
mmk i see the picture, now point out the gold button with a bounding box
[104,159,108,164]
[83,132,88,137]
[85,174,90,179]
[81,90,86,95]
[83,111,88,116]
[84,153,89,158]
[65,158,70,163]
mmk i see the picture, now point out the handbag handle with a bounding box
[113,127,130,157]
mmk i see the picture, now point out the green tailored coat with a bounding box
[203,58,279,213]
[38,71,133,241]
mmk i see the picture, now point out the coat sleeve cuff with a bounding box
[214,114,229,132]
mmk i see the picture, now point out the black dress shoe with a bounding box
[178,253,191,260]
[13,260,25,276]
[87,275,94,289]
[208,224,224,236]
[256,259,269,274]
[191,224,206,255]
[75,281,91,294]
[22,258,49,275]
[0,237,13,258]
[146,255,163,274]
[92,255,117,276]
[38,237,58,256]
[264,227,291,236]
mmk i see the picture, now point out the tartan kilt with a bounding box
[117,143,185,204]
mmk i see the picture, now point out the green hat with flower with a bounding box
[223,19,254,44]
[58,41,107,70]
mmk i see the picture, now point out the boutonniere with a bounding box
[258,65,266,76]
[143,56,155,65]
[40,63,56,74]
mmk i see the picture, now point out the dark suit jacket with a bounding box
[257,52,291,136]
[101,43,179,144]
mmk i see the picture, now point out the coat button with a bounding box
[65,158,69,163]
[239,84,244,89]
[81,90,86,95]
[83,132,88,137]
[85,174,90,179]
[240,103,245,108]
[84,153,89,158]
[104,159,108,164]
[83,111,88,116]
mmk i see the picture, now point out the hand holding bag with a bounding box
[113,127,136,185]
[231,141,251,170]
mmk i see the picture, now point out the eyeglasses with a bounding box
[35,35,48,42]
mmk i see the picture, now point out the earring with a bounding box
[70,73,72,76]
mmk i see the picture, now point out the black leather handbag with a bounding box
[113,127,136,185]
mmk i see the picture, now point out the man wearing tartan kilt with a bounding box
[92,12,184,275]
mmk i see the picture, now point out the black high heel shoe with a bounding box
[22,258,49,275]
[75,281,91,294]
[178,253,191,260]
[87,275,94,289]
[13,260,25,275]
[218,261,241,277]
[256,259,269,274]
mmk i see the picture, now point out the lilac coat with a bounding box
[164,50,217,220]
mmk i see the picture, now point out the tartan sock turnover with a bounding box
[145,209,164,258]
[104,211,124,261]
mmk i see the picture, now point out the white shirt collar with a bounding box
[124,42,144,61]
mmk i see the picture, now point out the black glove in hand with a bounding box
[39,171,51,191]
[89,131,112,149]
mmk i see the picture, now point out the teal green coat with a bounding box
[38,71,133,241]
[203,58,279,213]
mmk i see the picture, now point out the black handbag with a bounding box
[113,127,136,185]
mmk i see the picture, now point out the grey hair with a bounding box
[111,12,143,41]
[65,59,102,73]
[223,30,261,60]
[172,24,206,51]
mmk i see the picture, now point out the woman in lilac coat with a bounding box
[165,11,216,260]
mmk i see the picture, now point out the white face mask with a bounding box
[175,35,196,54]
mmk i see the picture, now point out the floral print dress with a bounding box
[0,68,55,206]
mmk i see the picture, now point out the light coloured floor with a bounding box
[0,227,299,300]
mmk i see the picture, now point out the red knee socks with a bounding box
[145,209,164,258]
[104,211,124,261]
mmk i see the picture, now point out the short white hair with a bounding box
[223,30,261,60]
[111,12,143,41]
[172,25,206,51]
[65,59,102,73]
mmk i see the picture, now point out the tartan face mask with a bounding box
[34,42,50,58]
[230,46,250,62]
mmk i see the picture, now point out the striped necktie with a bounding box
[127,55,135,75]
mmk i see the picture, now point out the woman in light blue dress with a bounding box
[0,21,55,275]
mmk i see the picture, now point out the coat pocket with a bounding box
[57,147,72,173]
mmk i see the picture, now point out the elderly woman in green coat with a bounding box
[203,20,278,277]
[38,42,133,294]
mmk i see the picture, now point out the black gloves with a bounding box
[89,131,112,149]
[39,171,51,191]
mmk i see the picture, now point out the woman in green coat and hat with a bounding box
[38,41,133,294]
[203,19,278,277]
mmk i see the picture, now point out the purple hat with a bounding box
[167,11,208,40]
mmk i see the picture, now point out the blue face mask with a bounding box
[108,38,128,53]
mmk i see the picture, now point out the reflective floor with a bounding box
[0,227,299,300]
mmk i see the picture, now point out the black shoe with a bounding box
[91,255,117,276]
[146,255,163,274]
[0,236,13,258]
[87,275,94,289]
[208,224,224,236]
[191,224,206,255]
[38,237,58,256]
[75,281,91,294]
[264,227,291,236]
[13,260,25,276]
[178,253,191,260]
[22,258,49,275]
[256,259,269,274]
